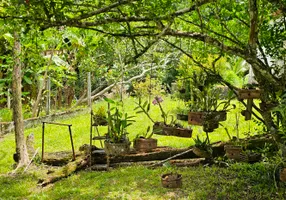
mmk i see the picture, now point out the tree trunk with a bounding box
[12,32,29,167]
[31,53,53,117]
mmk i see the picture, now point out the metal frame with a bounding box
[41,121,76,162]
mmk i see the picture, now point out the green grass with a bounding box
[0,96,263,173]
[0,164,285,199]
[1,95,280,199]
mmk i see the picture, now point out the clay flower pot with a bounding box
[133,137,158,153]
[161,173,182,188]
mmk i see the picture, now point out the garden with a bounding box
[1,0,286,199]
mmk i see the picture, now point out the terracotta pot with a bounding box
[237,89,261,100]
[133,138,158,153]
[153,123,192,138]
[224,145,246,162]
[161,173,182,188]
[104,140,130,156]
[193,147,211,158]
[188,112,204,125]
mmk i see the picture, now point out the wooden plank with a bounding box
[237,89,261,99]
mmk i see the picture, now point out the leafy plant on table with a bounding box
[104,97,135,143]
[134,125,153,139]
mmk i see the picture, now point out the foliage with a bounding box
[134,125,153,139]
[272,93,286,140]
[93,105,106,118]
[193,135,212,154]
[132,75,162,97]
[135,96,177,127]
[0,108,12,122]
[104,97,135,143]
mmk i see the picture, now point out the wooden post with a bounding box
[46,77,51,115]
[41,122,45,162]
[7,88,11,109]
[87,72,91,109]
[245,99,253,120]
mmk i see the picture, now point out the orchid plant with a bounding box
[135,96,177,127]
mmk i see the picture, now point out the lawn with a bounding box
[1,96,284,199]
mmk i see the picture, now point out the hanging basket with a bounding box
[161,173,182,188]
[188,112,204,125]
[237,89,261,100]
[92,116,108,126]
[153,123,192,138]
[203,121,219,132]
[133,138,158,153]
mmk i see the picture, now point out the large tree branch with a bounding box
[78,65,164,104]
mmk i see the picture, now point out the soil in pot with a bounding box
[133,137,158,153]
[104,140,130,156]
[161,173,182,188]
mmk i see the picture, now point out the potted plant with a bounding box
[92,106,108,126]
[135,96,192,138]
[188,88,234,132]
[192,135,212,158]
[176,106,189,121]
[133,126,158,153]
[104,98,135,156]
[161,173,182,188]
[237,83,261,100]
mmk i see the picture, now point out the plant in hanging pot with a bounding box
[188,88,234,132]
[92,106,108,126]
[175,103,189,121]
[104,98,135,156]
[237,83,261,100]
[192,135,212,158]
[133,126,158,153]
[135,96,192,138]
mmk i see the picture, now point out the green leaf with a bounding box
[136,111,144,114]
[23,76,32,84]
[104,97,115,104]
[143,100,148,108]
[147,103,151,112]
